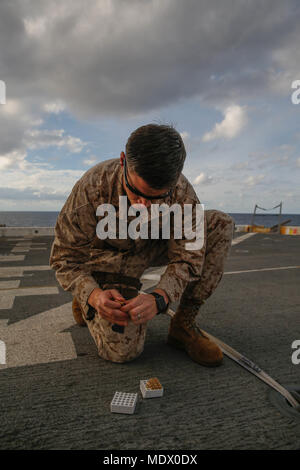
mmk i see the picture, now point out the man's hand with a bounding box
[120,293,158,325]
[87,287,129,326]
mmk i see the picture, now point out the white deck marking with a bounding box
[0,255,25,262]
[0,286,58,297]
[0,340,5,365]
[0,257,69,369]
[15,242,45,245]
[0,297,14,309]
[225,265,300,275]
[141,265,300,283]
[5,238,33,241]
[232,233,256,245]
[0,280,20,289]
[0,265,51,277]
[11,247,30,252]
[4,240,47,253]
[0,302,77,369]
[0,266,58,310]
[11,247,47,252]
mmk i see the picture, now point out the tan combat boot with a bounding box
[167,303,223,367]
[72,297,87,327]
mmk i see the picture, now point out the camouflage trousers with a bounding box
[85,209,234,363]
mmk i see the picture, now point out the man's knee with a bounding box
[97,339,144,363]
[87,315,147,364]
[101,347,143,364]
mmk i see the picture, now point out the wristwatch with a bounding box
[86,304,96,321]
[149,292,169,315]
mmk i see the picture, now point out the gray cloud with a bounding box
[1,0,300,212]
[24,129,87,153]
[0,0,300,120]
[248,146,299,170]
[0,186,68,201]
[0,101,31,155]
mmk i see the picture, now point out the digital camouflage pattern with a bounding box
[49,157,234,363]
[50,158,209,316]
[86,282,146,363]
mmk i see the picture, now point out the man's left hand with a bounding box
[120,293,158,325]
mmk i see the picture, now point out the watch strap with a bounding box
[149,292,168,314]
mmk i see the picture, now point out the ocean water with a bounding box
[0,211,299,227]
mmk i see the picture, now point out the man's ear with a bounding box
[120,151,125,166]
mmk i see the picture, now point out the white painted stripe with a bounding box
[5,238,33,241]
[16,242,46,246]
[1,265,51,271]
[141,264,300,282]
[0,296,14,309]
[0,271,28,278]
[29,247,47,250]
[232,232,256,245]
[0,255,25,262]
[11,247,47,252]
[25,247,47,250]
[11,247,30,252]
[0,286,58,296]
[224,266,300,275]
[0,302,77,369]
[0,265,51,277]
[0,280,20,289]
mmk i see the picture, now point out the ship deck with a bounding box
[0,231,299,450]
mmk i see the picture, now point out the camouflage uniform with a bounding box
[50,158,234,363]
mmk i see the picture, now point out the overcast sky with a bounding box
[0,0,300,213]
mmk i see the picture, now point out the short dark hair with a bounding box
[125,123,186,190]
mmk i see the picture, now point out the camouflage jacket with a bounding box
[49,158,206,316]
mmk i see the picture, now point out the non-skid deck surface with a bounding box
[0,232,299,449]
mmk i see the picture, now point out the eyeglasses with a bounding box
[123,156,172,201]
